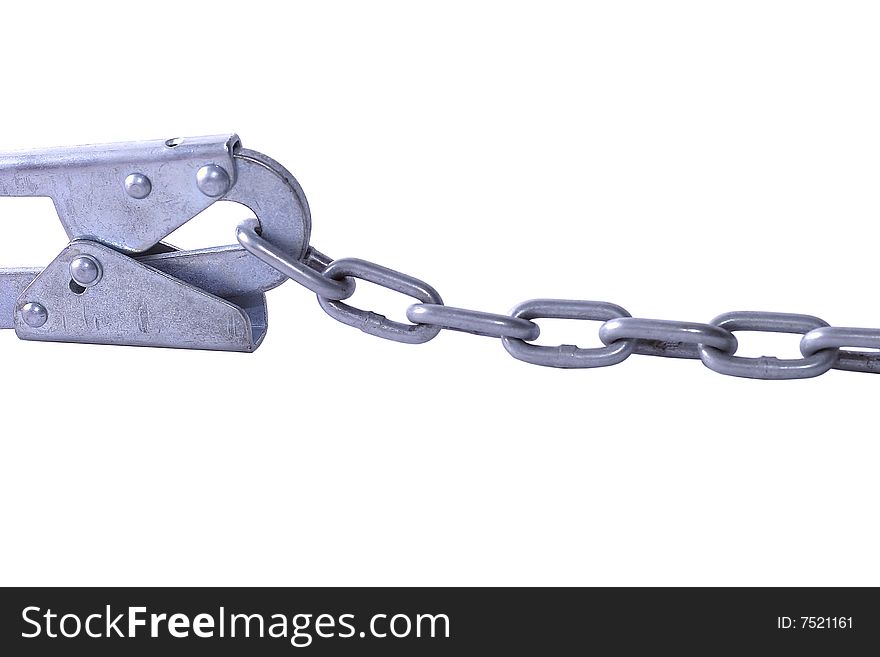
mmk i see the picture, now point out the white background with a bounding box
[1,1,878,586]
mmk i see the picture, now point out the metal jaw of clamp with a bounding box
[0,134,311,351]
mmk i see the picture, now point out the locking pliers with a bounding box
[0,135,310,351]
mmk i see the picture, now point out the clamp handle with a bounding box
[0,135,240,253]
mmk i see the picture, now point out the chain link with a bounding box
[241,221,880,379]
[799,326,880,373]
[317,257,443,344]
[697,312,837,380]
[502,299,636,368]
[236,219,355,300]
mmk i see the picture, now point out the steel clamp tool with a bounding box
[2,134,880,378]
[0,134,312,351]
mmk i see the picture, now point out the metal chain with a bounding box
[239,222,880,379]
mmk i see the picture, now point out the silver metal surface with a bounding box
[800,326,880,373]
[137,244,285,298]
[198,147,314,294]
[223,148,311,262]
[406,303,540,340]
[15,241,264,352]
[502,300,635,368]
[196,164,231,198]
[599,317,738,360]
[0,134,240,253]
[317,258,443,344]
[698,312,838,380]
[69,255,103,288]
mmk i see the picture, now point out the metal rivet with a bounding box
[69,255,103,287]
[124,173,152,199]
[21,302,48,328]
[196,164,230,197]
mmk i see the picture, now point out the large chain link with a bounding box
[238,222,880,379]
